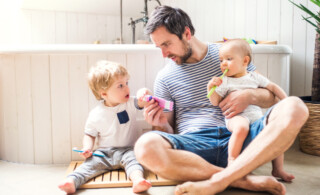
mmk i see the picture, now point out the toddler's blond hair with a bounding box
[221,39,252,65]
[88,60,129,100]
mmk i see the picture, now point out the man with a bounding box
[134,5,309,195]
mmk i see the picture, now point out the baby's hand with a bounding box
[79,149,92,159]
[207,77,223,92]
[136,88,152,101]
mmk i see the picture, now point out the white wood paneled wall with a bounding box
[0,9,144,44]
[0,48,290,164]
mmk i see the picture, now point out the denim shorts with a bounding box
[151,107,273,168]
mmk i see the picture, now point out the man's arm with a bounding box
[153,111,174,133]
[219,88,278,119]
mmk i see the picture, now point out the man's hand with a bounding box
[219,89,251,119]
[144,99,168,128]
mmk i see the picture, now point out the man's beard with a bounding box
[180,45,192,64]
[173,41,192,65]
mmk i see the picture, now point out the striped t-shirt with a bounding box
[154,43,256,134]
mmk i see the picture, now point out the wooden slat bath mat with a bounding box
[66,161,180,189]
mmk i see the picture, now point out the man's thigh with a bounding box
[242,106,274,150]
[150,127,231,167]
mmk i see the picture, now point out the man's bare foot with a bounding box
[175,174,286,195]
[175,180,223,195]
[272,169,295,182]
[232,174,286,195]
[58,178,76,194]
[132,179,152,193]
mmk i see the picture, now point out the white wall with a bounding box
[0,0,316,96]
[0,9,145,44]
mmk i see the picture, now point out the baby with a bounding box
[207,39,294,182]
[58,60,152,194]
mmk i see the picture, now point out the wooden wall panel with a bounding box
[15,55,34,163]
[268,0,281,41]
[256,0,269,40]
[127,54,145,95]
[0,56,5,159]
[69,55,89,160]
[245,0,257,39]
[31,55,53,164]
[55,12,67,44]
[1,55,18,162]
[234,0,246,39]
[291,0,307,96]
[50,55,71,164]
[67,13,79,44]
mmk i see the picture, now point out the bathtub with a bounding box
[0,44,291,164]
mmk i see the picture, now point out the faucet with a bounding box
[128,0,161,44]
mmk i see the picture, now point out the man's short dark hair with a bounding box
[145,5,195,39]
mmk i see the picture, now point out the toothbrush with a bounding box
[207,69,229,98]
[143,95,174,111]
[72,147,105,157]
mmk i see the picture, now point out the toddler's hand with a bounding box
[79,149,92,159]
[136,88,152,101]
[207,77,222,92]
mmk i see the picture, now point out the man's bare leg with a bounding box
[135,127,287,193]
[175,96,309,195]
[175,174,286,195]
[134,132,223,181]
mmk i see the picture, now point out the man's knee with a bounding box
[271,96,309,128]
[134,132,169,169]
[283,96,309,126]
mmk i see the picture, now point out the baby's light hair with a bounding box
[221,39,252,65]
[88,60,129,100]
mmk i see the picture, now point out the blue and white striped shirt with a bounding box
[154,43,255,134]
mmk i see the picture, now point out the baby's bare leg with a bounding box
[272,154,295,182]
[129,170,151,193]
[227,116,250,165]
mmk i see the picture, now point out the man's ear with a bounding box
[244,56,250,66]
[184,27,192,40]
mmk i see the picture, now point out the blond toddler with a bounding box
[58,61,152,194]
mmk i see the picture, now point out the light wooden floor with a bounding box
[1,141,320,195]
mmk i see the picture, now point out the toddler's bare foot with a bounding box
[58,178,76,194]
[272,169,295,182]
[132,179,152,193]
